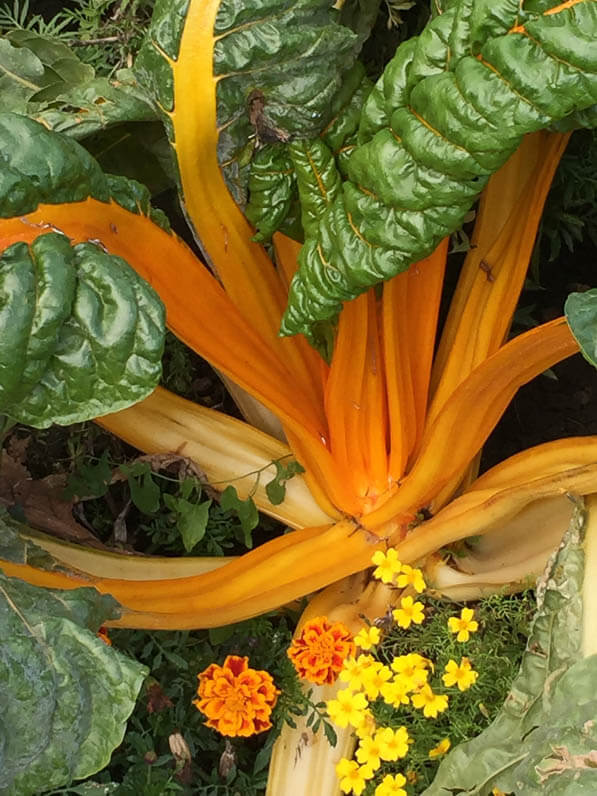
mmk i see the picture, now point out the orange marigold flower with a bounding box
[97,626,112,646]
[287,616,356,684]
[193,655,279,738]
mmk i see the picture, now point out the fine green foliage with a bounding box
[425,501,597,795]
[0,233,165,428]
[0,569,148,795]
[565,289,597,371]
[363,591,535,792]
[280,0,597,337]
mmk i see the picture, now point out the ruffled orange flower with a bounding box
[193,655,279,737]
[97,626,111,646]
[287,616,356,684]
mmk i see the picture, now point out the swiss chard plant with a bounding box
[1,0,597,792]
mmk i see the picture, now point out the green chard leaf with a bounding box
[425,498,597,795]
[0,112,171,427]
[0,31,156,139]
[135,0,380,206]
[281,0,597,337]
[0,572,147,795]
[0,232,165,428]
[244,145,298,242]
[0,509,58,570]
[565,289,597,370]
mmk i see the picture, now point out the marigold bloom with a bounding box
[362,663,393,700]
[442,657,479,691]
[326,687,369,728]
[371,548,402,583]
[375,773,407,796]
[354,709,377,739]
[448,608,479,642]
[287,616,355,684]
[392,596,425,629]
[411,684,449,718]
[396,564,426,593]
[336,758,375,795]
[429,737,451,758]
[339,654,377,691]
[193,655,279,737]
[97,626,111,646]
[354,625,381,651]
[356,734,383,770]
[380,676,411,708]
[375,726,410,761]
[391,653,430,688]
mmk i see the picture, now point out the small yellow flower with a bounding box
[362,663,393,700]
[442,657,479,691]
[380,676,411,707]
[391,653,430,688]
[374,772,407,796]
[411,684,449,718]
[392,596,425,629]
[326,688,369,728]
[396,564,426,593]
[429,737,451,758]
[371,548,402,583]
[354,709,377,739]
[339,654,377,691]
[355,625,381,651]
[448,608,479,642]
[375,726,410,761]
[356,734,383,770]
[336,758,375,795]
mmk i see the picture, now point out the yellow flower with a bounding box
[396,564,426,593]
[442,657,479,691]
[356,734,383,770]
[354,709,377,739]
[371,548,402,583]
[374,773,407,796]
[411,684,449,718]
[380,676,411,707]
[429,737,451,758]
[447,608,479,642]
[375,726,410,761]
[326,688,369,728]
[391,653,430,688]
[492,789,508,796]
[355,625,381,650]
[362,663,393,700]
[392,596,425,629]
[336,758,375,795]
[339,654,377,691]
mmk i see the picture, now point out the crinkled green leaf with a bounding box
[0,572,147,796]
[289,138,343,239]
[424,499,597,795]
[0,232,165,428]
[0,32,156,138]
[245,145,297,242]
[0,509,57,570]
[244,64,372,242]
[136,0,379,205]
[565,289,597,370]
[281,0,597,336]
